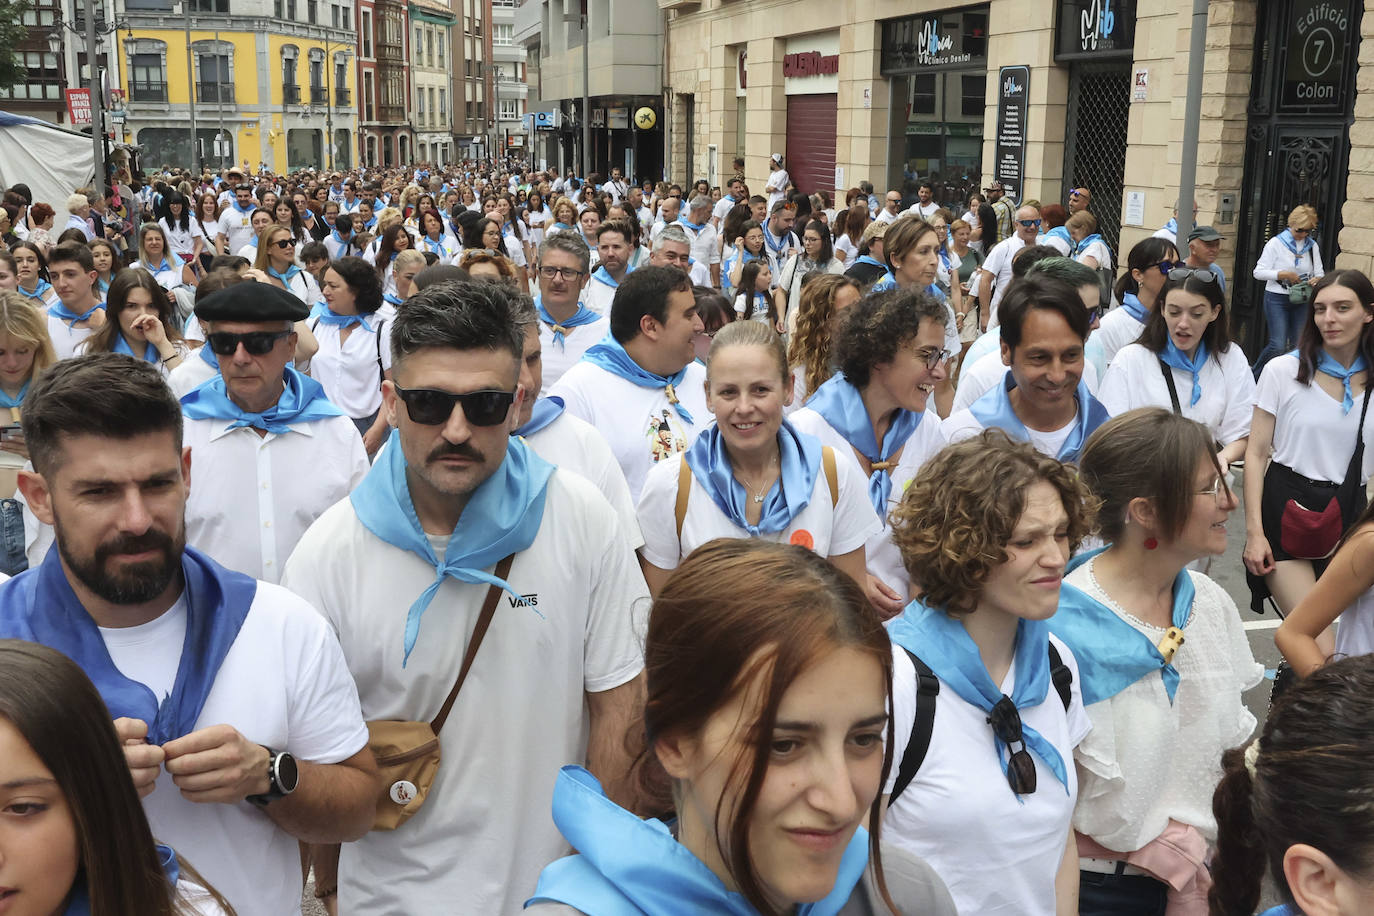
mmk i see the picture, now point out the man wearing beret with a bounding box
[180,282,369,583]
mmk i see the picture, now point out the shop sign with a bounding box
[783,52,839,78]
[1280,0,1353,113]
[994,66,1030,201]
[1056,0,1135,61]
[881,7,989,74]
[783,33,840,95]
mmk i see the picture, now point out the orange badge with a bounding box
[789,530,815,550]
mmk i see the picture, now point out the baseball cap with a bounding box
[984,181,1004,192]
[860,220,890,245]
[1188,225,1224,242]
[771,152,783,164]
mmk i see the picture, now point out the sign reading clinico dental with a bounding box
[783,33,840,96]
[1281,0,1355,113]
[880,7,989,75]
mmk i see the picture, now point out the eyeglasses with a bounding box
[1086,305,1103,324]
[392,384,516,426]
[272,238,295,250]
[1017,219,1042,228]
[1167,266,1220,285]
[206,330,292,357]
[914,346,952,370]
[1290,227,1311,234]
[538,265,585,281]
[1197,476,1231,506]
[987,696,1037,795]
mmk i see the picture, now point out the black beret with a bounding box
[194,280,309,322]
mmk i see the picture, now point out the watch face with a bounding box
[276,753,300,794]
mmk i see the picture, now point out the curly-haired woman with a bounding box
[882,429,1096,916]
[785,273,862,411]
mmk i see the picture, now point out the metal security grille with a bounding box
[1063,62,1130,266]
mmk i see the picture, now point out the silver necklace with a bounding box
[736,455,779,503]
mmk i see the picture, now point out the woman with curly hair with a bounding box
[786,273,862,409]
[457,249,518,286]
[1049,408,1261,915]
[882,429,1096,916]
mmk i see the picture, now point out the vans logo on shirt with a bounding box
[507,593,539,608]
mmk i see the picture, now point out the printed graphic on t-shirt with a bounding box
[646,409,687,463]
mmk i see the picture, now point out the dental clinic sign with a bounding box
[1281,0,1353,113]
[1056,0,1135,61]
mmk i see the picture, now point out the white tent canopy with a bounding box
[0,110,95,209]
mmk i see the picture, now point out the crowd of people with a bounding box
[0,154,1367,916]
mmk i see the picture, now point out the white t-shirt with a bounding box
[280,269,321,305]
[550,359,710,500]
[908,200,940,220]
[1099,343,1255,446]
[1335,587,1374,660]
[1074,238,1112,271]
[160,217,206,258]
[97,581,369,916]
[711,195,738,225]
[582,273,620,316]
[184,416,369,582]
[46,315,97,361]
[980,235,1027,328]
[884,635,1091,916]
[197,216,221,250]
[219,205,258,253]
[538,314,610,395]
[636,448,880,569]
[1093,305,1148,367]
[680,220,721,267]
[1064,558,1261,852]
[835,234,859,268]
[522,411,644,550]
[169,352,219,399]
[765,168,790,212]
[280,471,646,916]
[951,355,1100,414]
[308,316,393,419]
[789,407,946,596]
[1255,352,1374,483]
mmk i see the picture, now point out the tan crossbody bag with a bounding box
[367,553,514,830]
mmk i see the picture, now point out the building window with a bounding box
[438,87,445,120]
[191,0,228,11]
[417,88,425,124]
[281,48,299,103]
[196,52,233,102]
[330,3,338,25]
[426,29,434,66]
[961,75,984,118]
[364,71,375,119]
[21,7,57,24]
[307,0,316,22]
[341,6,349,27]
[0,51,61,100]
[437,32,445,66]
[286,0,295,18]
[309,52,325,104]
[911,74,936,116]
[498,99,518,121]
[129,52,166,101]
[414,26,422,59]
[361,10,373,56]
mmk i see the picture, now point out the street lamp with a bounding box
[323,39,354,171]
[49,5,125,192]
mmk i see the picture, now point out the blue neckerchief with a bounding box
[17,279,53,302]
[48,301,104,327]
[514,396,565,437]
[1119,291,1148,324]
[1256,907,1299,916]
[889,600,1070,795]
[97,276,110,295]
[142,257,175,274]
[230,200,254,215]
[421,234,446,256]
[1163,217,1178,237]
[527,766,870,916]
[383,292,405,306]
[310,301,374,332]
[1074,233,1105,257]
[361,216,377,231]
[870,272,897,292]
[763,227,791,257]
[1160,338,1209,407]
[267,263,302,285]
[182,366,344,434]
[583,334,695,424]
[806,372,920,517]
[968,370,1111,462]
[938,245,953,272]
[853,254,887,273]
[683,420,822,536]
[590,265,626,289]
[553,221,574,231]
[926,281,947,302]
[65,844,183,914]
[350,430,553,666]
[678,216,706,233]
[1050,546,1193,705]
[536,295,601,349]
[0,545,255,745]
[1277,228,1313,259]
[0,380,28,410]
[329,228,351,249]
[1315,349,1367,414]
[113,333,159,363]
[1044,225,1073,248]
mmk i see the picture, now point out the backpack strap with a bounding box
[889,649,941,805]
[675,457,692,544]
[375,317,388,384]
[1156,358,1182,415]
[822,446,838,507]
[1048,642,1073,712]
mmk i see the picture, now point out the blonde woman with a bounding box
[255,224,321,303]
[1253,204,1325,376]
[0,291,56,498]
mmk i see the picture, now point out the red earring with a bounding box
[1143,537,1159,550]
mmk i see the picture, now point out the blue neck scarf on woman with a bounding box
[514,396,565,437]
[0,380,28,410]
[853,254,886,273]
[48,301,104,327]
[1119,291,1148,323]
[1044,225,1072,247]
[583,335,694,424]
[968,371,1110,462]
[805,372,919,517]
[113,333,159,363]
[421,234,446,256]
[142,257,173,274]
[310,301,373,332]
[1163,217,1178,237]
[527,766,870,916]
[1074,233,1105,257]
[1159,338,1209,407]
[1315,349,1368,414]
[0,545,255,745]
[267,263,301,286]
[683,420,822,536]
[65,844,183,915]
[1050,546,1193,705]
[17,279,52,302]
[535,295,601,349]
[889,600,1070,795]
[383,292,405,306]
[1277,228,1313,258]
[182,366,344,434]
[350,429,554,666]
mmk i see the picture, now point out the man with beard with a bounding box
[583,219,637,315]
[0,354,378,916]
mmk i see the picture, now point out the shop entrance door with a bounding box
[1062,61,1130,264]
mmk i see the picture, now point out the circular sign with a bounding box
[634,107,657,130]
[1301,26,1336,78]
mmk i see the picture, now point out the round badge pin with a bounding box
[389,780,418,805]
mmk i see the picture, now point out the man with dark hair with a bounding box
[549,264,707,498]
[909,181,939,219]
[1,353,378,915]
[219,183,259,255]
[535,232,605,392]
[46,242,106,359]
[324,212,359,259]
[943,274,1111,461]
[763,199,800,278]
[711,175,746,228]
[748,193,768,223]
[584,218,637,315]
[282,281,645,915]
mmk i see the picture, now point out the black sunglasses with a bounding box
[987,696,1037,795]
[392,384,515,426]
[206,330,292,356]
[273,238,295,250]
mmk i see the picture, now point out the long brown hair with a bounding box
[788,274,860,397]
[0,640,236,915]
[83,267,183,356]
[638,539,897,914]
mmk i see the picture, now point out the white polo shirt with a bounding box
[308,316,392,419]
[280,470,646,916]
[538,315,609,396]
[582,273,620,316]
[184,415,369,582]
[522,410,644,550]
[169,352,219,399]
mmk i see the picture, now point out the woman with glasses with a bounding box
[1100,268,1255,468]
[1051,408,1260,916]
[255,225,321,304]
[778,220,846,337]
[309,255,392,455]
[1252,204,1325,378]
[634,321,880,598]
[1096,237,1179,367]
[1244,269,1374,654]
[790,289,951,617]
[882,430,1094,916]
[78,267,187,376]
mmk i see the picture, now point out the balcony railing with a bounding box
[129,79,167,101]
[196,82,234,102]
[335,87,351,105]
[310,85,327,104]
[283,84,300,104]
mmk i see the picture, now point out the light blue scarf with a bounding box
[1315,349,1367,414]
[1119,291,1148,323]
[535,295,601,348]
[49,301,104,327]
[805,372,920,518]
[763,226,791,258]
[1073,233,1105,257]
[1050,546,1193,705]
[181,366,344,434]
[590,265,627,289]
[852,254,886,273]
[112,333,159,363]
[1043,225,1073,249]
[1162,217,1178,237]
[421,234,447,257]
[310,301,374,332]
[1277,228,1314,259]
[16,279,53,302]
[351,429,553,666]
[383,292,405,306]
[527,766,870,916]
[889,600,1070,795]
[514,396,565,438]
[267,263,302,286]
[678,216,706,233]
[1159,338,1209,407]
[0,380,28,410]
[583,334,695,424]
[968,370,1111,462]
[683,420,822,536]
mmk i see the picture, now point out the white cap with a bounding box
[771,152,783,164]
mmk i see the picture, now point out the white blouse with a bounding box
[1065,558,1262,852]
[1253,234,1324,295]
[308,315,393,419]
[1099,342,1255,446]
[1255,352,1374,483]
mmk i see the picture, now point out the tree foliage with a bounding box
[0,0,33,93]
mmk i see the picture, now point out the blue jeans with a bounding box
[1253,289,1308,379]
[0,498,28,577]
[1079,869,1168,916]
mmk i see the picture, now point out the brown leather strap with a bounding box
[822,446,838,507]
[675,456,692,542]
[431,553,515,733]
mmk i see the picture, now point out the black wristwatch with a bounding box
[247,747,299,807]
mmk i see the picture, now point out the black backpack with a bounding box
[887,645,1073,804]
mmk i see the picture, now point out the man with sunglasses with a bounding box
[985,180,1014,243]
[535,233,606,393]
[977,204,1043,330]
[876,189,904,225]
[178,282,367,583]
[1067,186,1092,214]
[282,281,646,915]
